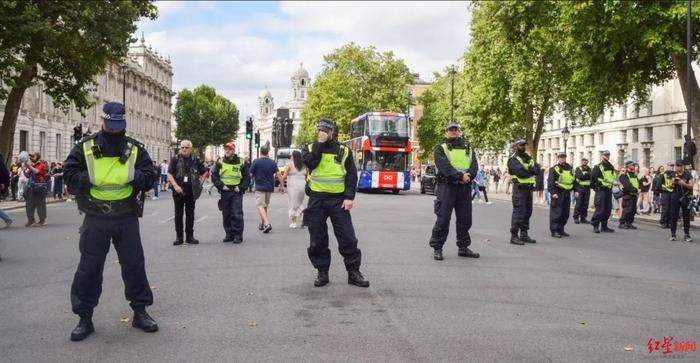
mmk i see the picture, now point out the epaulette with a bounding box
[80,133,97,143]
[125,136,144,149]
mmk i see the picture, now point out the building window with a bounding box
[598,132,604,144]
[20,130,28,152]
[676,124,683,139]
[675,147,682,161]
[632,129,639,142]
[645,127,653,141]
[301,79,306,86]
[56,134,62,161]
[292,111,295,119]
[646,100,653,116]
[300,90,305,99]
[633,105,640,118]
[620,130,627,143]
[622,104,627,119]
[39,131,46,158]
[631,148,638,161]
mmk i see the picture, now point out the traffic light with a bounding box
[254,130,260,149]
[245,118,253,140]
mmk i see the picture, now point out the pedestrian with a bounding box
[167,140,208,245]
[503,170,511,194]
[151,161,159,200]
[428,122,480,261]
[9,157,20,201]
[494,168,501,193]
[659,162,675,228]
[618,161,639,230]
[302,118,370,287]
[535,166,545,204]
[573,157,592,224]
[507,139,540,245]
[637,167,652,215]
[548,152,574,238]
[51,162,64,200]
[159,159,169,192]
[0,153,13,228]
[63,101,158,341]
[472,164,492,204]
[278,150,307,228]
[668,160,694,242]
[613,166,625,220]
[211,142,250,243]
[590,150,616,233]
[249,145,280,233]
[24,152,49,227]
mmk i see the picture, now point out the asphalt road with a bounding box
[0,188,698,362]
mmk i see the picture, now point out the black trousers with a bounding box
[10,176,18,200]
[660,192,671,226]
[591,188,612,228]
[669,196,691,236]
[549,190,571,233]
[430,183,473,249]
[220,191,244,238]
[573,186,591,220]
[25,188,47,222]
[304,196,361,272]
[619,195,637,226]
[173,193,196,240]
[71,214,153,318]
[511,185,534,236]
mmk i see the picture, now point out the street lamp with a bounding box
[561,122,570,153]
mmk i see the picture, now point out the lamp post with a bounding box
[685,0,697,169]
[562,122,570,155]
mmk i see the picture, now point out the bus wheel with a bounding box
[393,190,400,195]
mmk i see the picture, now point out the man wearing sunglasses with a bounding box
[167,140,208,245]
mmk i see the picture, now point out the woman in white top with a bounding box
[278,150,307,228]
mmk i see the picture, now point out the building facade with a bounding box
[0,36,174,164]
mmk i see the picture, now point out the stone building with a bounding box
[0,36,174,163]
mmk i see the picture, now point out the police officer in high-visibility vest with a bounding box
[301,118,369,288]
[618,160,639,230]
[428,122,480,261]
[548,152,574,238]
[507,139,540,245]
[573,157,592,224]
[590,150,616,233]
[211,142,250,244]
[668,159,694,242]
[659,161,675,228]
[63,102,158,341]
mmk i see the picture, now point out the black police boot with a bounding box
[314,270,329,287]
[132,309,159,333]
[551,231,562,238]
[684,235,693,242]
[70,317,94,341]
[560,230,570,237]
[458,247,480,258]
[223,236,235,243]
[186,237,199,245]
[233,236,243,244]
[433,249,444,261]
[618,223,629,230]
[627,224,638,230]
[580,218,590,224]
[593,223,600,233]
[601,224,615,233]
[348,270,370,288]
[573,217,580,224]
[520,233,536,243]
[510,234,525,245]
[173,238,183,246]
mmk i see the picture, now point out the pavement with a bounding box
[0,188,699,362]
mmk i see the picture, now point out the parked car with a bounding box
[420,165,437,194]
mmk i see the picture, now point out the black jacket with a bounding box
[548,163,573,193]
[0,154,9,187]
[590,159,615,190]
[302,139,357,200]
[619,173,638,196]
[211,154,250,194]
[574,165,592,188]
[507,151,540,185]
[433,137,478,184]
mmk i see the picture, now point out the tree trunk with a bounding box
[671,52,700,168]
[532,97,550,163]
[0,64,37,163]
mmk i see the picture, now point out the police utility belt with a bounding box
[78,195,138,216]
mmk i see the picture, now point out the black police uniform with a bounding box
[659,171,675,228]
[618,172,638,228]
[548,162,574,236]
[168,154,208,243]
[507,150,540,243]
[63,130,157,319]
[668,171,693,238]
[302,139,363,276]
[428,138,479,253]
[211,154,250,242]
[590,159,615,232]
[573,164,592,223]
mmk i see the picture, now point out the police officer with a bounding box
[573,157,592,224]
[548,152,574,238]
[618,161,639,230]
[507,139,540,245]
[211,142,250,244]
[63,102,158,341]
[668,159,694,242]
[302,118,369,288]
[659,161,675,228]
[590,150,616,233]
[428,122,480,261]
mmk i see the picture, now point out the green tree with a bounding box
[174,85,240,158]
[0,0,157,161]
[298,43,414,144]
[416,71,451,161]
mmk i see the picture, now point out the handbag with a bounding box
[28,173,49,194]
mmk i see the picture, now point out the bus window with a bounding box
[372,151,407,171]
[351,118,366,138]
[368,115,408,137]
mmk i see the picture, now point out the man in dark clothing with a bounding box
[659,161,675,228]
[507,139,540,245]
[63,102,158,341]
[9,157,20,201]
[428,122,480,261]
[24,152,49,226]
[573,157,592,224]
[302,118,369,288]
[211,142,250,244]
[618,160,639,230]
[167,140,208,245]
[668,160,694,242]
[590,150,616,233]
[548,152,574,237]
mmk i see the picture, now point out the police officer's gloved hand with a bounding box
[74,171,92,194]
[130,170,147,192]
[312,141,323,153]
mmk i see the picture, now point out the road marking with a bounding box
[195,215,208,223]
[145,211,161,217]
[161,216,174,223]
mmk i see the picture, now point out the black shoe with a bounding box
[348,270,370,287]
[258,223,264,231]
[670,235,677,241]
[573,218,580,224]
[661,224,669,229]
[223,236,235,243]
[233,236,243,244]
[601,226,615,233]
[173,239,184,246]
[560,231,570,237]
[70,318,94,341]
[627,224,637,230]
[262,224,272,233]
[520,235,536,243]
[132,310,158,332]
[618,224,629,230]
[433,249,444,261]
[684,235,693,242]
[510,235,525,245]
[580,218,590,224]
[314,270,329,287]
[458,247,480,258]
[186,238,199,245]
[551,232,562,238]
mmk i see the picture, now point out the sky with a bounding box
[137,1,472,119]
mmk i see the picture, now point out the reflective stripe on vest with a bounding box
[555,166,574,191]
[440,143,472,172]
[307,144,348,193]
[510,156,535,185]
[661,174,674,192]
[83,139,137,201]
[622,173,639,194]
[597,166,615,188]
[218,160,242,186]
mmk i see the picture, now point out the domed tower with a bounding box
[287,63,310,122]
[257,87,274,118]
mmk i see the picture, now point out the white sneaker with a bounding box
[152,196,159,200]
[486,201,493,205]
[289,223,298,229]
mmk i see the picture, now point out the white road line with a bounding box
[161,216,174,223]
[146,211,161,217]
[195,215,208,223]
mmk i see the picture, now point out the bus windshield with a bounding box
[362,151,408,171]
[368,115,409,137]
